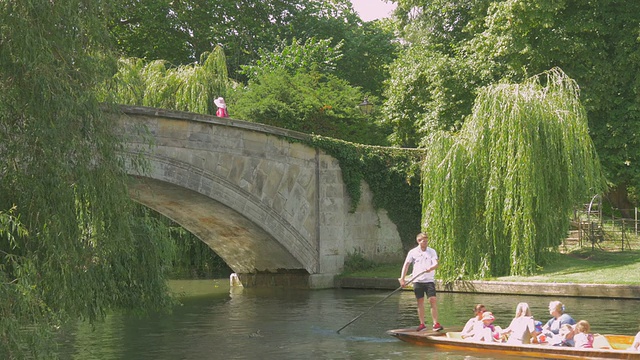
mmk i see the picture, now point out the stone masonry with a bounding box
[116,105,405,288]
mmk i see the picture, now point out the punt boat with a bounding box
[387,328,639,359]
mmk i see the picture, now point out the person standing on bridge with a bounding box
[398,232,443,332]
[214,97,229,118]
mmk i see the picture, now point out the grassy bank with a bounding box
[340,249,640,285]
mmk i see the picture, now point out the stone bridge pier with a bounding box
[117,106,404,288]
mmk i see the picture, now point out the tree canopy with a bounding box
[108,0,397,97]
[105,46,230,115]
[233,68,390,145]
[422,69,604,281]
[232,36,390,145]
[389,0,640,208]
[0,1,175,357]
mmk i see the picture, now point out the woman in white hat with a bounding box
[214,97,229,118]
[470,311,501,342]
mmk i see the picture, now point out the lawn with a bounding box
[497,249,640,284]
[340,249,640,285]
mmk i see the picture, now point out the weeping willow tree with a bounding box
[104,46,230,115]
[0,1,175,358]
[422,68,604,282]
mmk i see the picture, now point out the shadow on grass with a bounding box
[537,249,640,277]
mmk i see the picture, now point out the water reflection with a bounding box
[58,280,640,360]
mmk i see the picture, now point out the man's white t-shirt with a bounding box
[404,246,438,283]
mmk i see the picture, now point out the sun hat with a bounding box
[214,97,227,109]
[481,312,495,321]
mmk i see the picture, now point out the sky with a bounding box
[349,0,397,22]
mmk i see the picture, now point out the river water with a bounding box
[57,280,640,360]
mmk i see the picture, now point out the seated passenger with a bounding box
[573,320,594,348]
[500,302,539,344]
[556,323,575,347]
[627,330,640,351]
[532,321,547,344]
[471,311,501,342]
[543,300,576,345]
[461,304,486,339]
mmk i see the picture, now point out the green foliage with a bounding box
[291,0,398,97]
[240,37,344,81]
[384,47,483,147]
[108,0,303,69]
[422,69,605,282]
[107,0,397,97]
[108,0,192,64]
[385,0,495,147]
[234,69,390,145]
[342,251,376,273]
[0,0,176,357]
[164,221,233,279]
[338,262,398,278]
[306,136,424,249]
[391,0,640,207]
[103,47,231,115]
[395,0,491,46]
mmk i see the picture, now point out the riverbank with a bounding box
[338,247,640,298]
[338,277,640,300]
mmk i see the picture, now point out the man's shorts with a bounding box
[413,282,436,299]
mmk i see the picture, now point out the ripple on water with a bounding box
[56,283,640,360]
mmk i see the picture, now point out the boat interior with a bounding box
[445,331,632,350]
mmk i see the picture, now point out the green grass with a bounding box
[340,249,640,285]
[497,249,640,284]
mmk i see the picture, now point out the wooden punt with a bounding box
[387,328,639,359]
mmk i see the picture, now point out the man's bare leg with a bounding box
[417,297,426,325]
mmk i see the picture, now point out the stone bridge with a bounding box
[117,105,404,288]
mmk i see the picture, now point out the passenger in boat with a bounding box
[627,330,640,351]
[543,301,576,345]
[399,232,443,332]
[461,304,486,339]
[532,320,547,344]
[500,302,539,344]
[573,320,594,348]
[556,323,575,347]
[470,311,501,342]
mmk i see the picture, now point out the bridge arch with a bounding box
[117,105,404,288]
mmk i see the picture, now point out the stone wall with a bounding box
[339,277,640,300]
[118,105,404,287]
